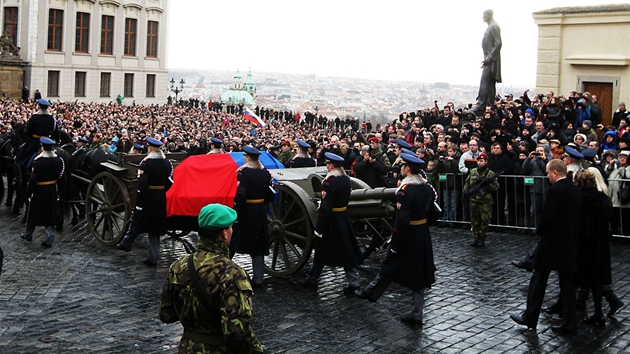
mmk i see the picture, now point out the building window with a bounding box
[75,72,86,97]
[75,12,90,53]
[146,74,156,98]
[100,15,114,54]
[47,9,63,51]
[100,72,111,97]
[48,71,60,97]
[3,7,18,46]
[124,18,137,56]
[146,21,158,58]
[124,73,134,97]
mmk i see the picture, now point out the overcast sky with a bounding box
[168,0,616,87]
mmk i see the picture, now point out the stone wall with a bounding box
[0,62,26,100]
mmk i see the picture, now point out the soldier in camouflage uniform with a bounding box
[158,204,264,354]
[463,153,499,247]
[277,140,294,168]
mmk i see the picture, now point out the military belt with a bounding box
[246,199,264,204]
[331,206,347,212]
[409,219,427,225]
[37,180,56,186]
[32,134,42,138]
[148,185,165,190]
[183,328,226,346]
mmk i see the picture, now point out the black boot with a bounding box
[477,238,486,247]
[604,289,624,317]
[116,233,137,252]
[576,288,589,311]
[470,238,479,247]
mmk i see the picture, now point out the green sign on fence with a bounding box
[524,177,534,186]
[439,174,447,182]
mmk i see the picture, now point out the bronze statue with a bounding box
[471,9,502,117]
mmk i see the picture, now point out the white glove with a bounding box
[314,231,323,238]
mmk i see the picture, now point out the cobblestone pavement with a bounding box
[1,210,629,353]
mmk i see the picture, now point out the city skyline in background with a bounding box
[168,0,616,87]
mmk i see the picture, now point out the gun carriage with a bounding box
[70,151,187,246]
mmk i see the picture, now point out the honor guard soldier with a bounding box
[300,152,362,293]
[116,137,173,266]
[66,136,90,225]
[15,99,57,170]
[391,139,413,180]
[564,146,584,177]
[21,137,66,247]
[356,153,436,325]
[289,139,316,168]
[230,146,276,287]
[158,204,264,353]
[131,142,145,154]
[208,137,225,154]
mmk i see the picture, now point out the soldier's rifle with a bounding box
[461,170,503,200]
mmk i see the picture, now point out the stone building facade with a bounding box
[534,4,630,126]
[0,0,169,104]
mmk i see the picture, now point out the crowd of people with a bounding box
[2,89,630,234]
[3,88,629,350]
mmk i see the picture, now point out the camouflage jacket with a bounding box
[278,149,294,167]
[158,238,263,354]
[463,166,499,203]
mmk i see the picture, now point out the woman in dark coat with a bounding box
[574,169,612,326]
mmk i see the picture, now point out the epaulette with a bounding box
[237,165,247,172]
[401,184,409,190]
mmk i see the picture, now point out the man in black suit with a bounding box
[510,159,582,335]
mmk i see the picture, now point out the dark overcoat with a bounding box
[312,171,362,268]
[231,163,274,256]
[130,153,173,236]
[16,112,56,168]
[379,179,436,291]
[575,187,613,286]
[26,152,66,226]
[534,178,582,272]
[289,155,316,168]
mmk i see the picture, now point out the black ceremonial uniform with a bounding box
[231,163,273,256]
[230,161,274,285]
[23,151,66,245]
[356,173,436,324]
[16,112,56,168]
[380,179,436,290]
[118,151,173,264]
[301,166,362,292]
[131,153,173,236]
[289,152,316,168]
[313,172,362,268]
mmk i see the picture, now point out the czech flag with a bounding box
[166,152,282,217]
[243,108,265,127]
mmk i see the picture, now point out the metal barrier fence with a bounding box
[433,173,630,239]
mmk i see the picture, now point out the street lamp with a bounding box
[169,78,185,103]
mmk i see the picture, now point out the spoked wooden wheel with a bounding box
[86,172,131,246]
[265,184,313,276]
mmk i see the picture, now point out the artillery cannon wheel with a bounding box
[86,172,131,246]
[265,184,313,276]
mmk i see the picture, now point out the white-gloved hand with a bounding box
[314,231,323,238]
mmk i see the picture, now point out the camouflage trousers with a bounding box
[470,200,492,240]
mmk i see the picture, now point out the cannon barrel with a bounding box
[349,187,397,201]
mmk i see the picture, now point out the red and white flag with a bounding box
[243,108,265,128]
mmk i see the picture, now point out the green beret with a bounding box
[198,204,237,231]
